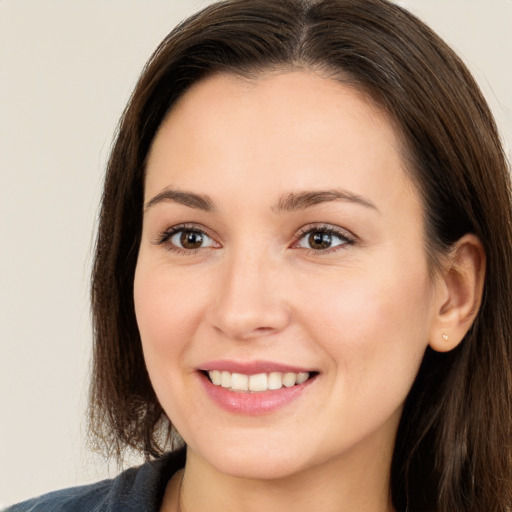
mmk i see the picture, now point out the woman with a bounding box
[7,0,511,510]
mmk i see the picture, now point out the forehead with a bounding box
[145,71,418,215]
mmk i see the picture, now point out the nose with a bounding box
[208,247,291,341]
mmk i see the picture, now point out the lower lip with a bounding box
[198,372,315,415]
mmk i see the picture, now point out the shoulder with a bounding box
[3,479,113,512]
[4,449,186,512]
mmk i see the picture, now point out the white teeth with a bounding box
[249,373,268,392]
[207,370,312,392]
[282,372,297,387]
[220,371,231,388]
[209,370,222,385]
[296,372,309,384]
[268,372,283,390]
[230,373,249,391]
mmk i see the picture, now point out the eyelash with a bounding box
[154,223,218,256]
[293,224,356,254]
[154,223,356,256]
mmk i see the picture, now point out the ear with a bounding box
[429,234,486,352]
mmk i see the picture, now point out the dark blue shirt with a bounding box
[5,449,186,512]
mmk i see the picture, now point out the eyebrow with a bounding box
[273,189,378,213]
[144,187,378,214]
[144,189,215,212]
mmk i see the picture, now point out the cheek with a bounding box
[292,258,434,388]
[133,260,211,428]
[135,259,205,340]
[133,260,207,382]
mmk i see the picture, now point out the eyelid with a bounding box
[153,223,221,250]
[292,223,357,252]
[152,222,356,255]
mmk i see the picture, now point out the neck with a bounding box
[167,442,395,512]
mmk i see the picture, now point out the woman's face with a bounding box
[134,71,441,480]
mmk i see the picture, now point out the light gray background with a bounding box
[1,0,511,506]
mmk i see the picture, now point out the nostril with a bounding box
[212,320,287,341]
[254,326,275,333]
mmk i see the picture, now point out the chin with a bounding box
[214,454,307,481]
[187,435,314,481]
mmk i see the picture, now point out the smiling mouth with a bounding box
[204,370,318,392]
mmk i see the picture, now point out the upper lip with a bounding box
[199,360,316,375]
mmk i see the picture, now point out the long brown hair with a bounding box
[89,0,512,510]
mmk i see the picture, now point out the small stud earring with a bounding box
[442,333,449,341]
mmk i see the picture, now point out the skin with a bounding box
[134,71,483,512]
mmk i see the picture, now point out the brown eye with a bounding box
[296,227,353,252]
[166,228,217,251]
[179,230,204,249]
[308,231,333,250]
